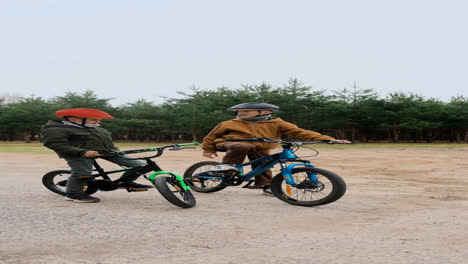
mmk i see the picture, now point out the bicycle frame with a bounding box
[90,155,191,191]
[198,147,319,187]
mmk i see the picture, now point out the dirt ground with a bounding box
[1,146,467,264]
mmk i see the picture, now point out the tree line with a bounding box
[1,79,467,143]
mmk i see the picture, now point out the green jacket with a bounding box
[40,120,118,158]
[201,117,335,153]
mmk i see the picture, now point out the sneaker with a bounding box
[119,182,154,191]
[262,187,275,197]
[64,194,100,203]
[243,181,266,189]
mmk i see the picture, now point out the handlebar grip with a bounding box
[327,140,355,144]
[169,147,197,151]
[98,150,125,155]
[177,142,200,146]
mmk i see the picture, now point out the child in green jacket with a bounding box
[41,108,153,203]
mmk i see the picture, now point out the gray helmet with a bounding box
[227,102,279,112]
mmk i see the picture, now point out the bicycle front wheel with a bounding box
[42,170,98,196]
[270,167,346,207]
[154,175,196,208]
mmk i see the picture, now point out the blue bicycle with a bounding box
[183,138,347,207]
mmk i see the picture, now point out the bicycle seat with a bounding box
[212,164,238,172]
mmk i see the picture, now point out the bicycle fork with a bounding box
[279,162,318,187]
[146,171,191,191]
[144,159,191,191]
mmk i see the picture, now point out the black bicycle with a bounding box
[184,138,347,207]
[42,143,198,208]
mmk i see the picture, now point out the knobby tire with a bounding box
[154,175,196,208]
[42,170,98,196]
[270,167,346,207]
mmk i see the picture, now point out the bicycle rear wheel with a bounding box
[270,167,346,207]
[154,175,196,208]
[183,161,227,193]
[42,170,98,196]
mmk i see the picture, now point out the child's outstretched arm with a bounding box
[331,139,352,144]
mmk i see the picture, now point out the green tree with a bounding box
[165,87,238,141]
[445,96,468,142]
[0,96,55,142]
[50,90,116,113]
[326,84,379,141]
[409,99,445,142]
[274,78,314,126]
[381,93,426,142]
[110,99,164,141]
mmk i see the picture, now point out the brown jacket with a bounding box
[201,118,335,153]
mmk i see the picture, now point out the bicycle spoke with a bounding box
[281,171,332,203]
[193,165,222,189]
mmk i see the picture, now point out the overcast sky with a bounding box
[1,0,467,106]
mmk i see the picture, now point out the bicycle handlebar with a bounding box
[99,142,199,160]
[225,138,337,145]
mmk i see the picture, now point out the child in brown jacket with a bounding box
[201,102,350,195]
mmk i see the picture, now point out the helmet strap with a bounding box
[62,116,87,127]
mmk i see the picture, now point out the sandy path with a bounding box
[1,147,467,264]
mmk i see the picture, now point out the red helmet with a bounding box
[55,108,114,119]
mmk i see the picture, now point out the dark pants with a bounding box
[218,142,273,186]
[64,155,146,195]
